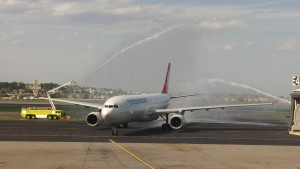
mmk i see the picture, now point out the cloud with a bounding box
[278,38,297,50]
[204,42,235,52]
[222,44,235,51]
[250,9,300,20]
[197,20,247,30]
[0,0,22,6]
[246,41,253,47]
[103,5,146,15]
[52,3,75,16]
[0,30,24,44]
[56,32,79,42]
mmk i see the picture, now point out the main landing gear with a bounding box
[161,114,171,130]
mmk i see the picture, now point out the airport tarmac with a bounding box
[1,119,300,169]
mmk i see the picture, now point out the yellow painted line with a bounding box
[109,139,155,169]
[289,131,300,136]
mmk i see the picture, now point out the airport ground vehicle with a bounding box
[20,81,75,120]
[289,76,300,136]
[21,107,65,120]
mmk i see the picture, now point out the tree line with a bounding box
[0,82,61,91]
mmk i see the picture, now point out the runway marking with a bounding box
[222,131,242,133]
[58,128,77,130]
[0,133,298,142]
[109,139,155,169]
[0,127,21,129]
[289,131,300,136]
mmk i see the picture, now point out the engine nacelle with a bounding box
[86,112,104,126]
[170,114,186,129]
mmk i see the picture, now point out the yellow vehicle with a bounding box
[21,107,64,120]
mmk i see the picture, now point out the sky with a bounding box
[0,0,300,97]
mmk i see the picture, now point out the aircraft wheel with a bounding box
[112,125,119,136]
[112,129,116,136]
[123,123,128,128]
[166,124,171,130]
[162,123,166,130]
[162,123,171,130]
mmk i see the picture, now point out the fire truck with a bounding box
[20,81,75,120]
[21,107,64,120]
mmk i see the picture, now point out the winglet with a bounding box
[161,63,171,94]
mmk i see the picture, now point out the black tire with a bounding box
[123,123,128,128]
[162,123,172,130]
[162,123,166,130]
[166,124,172,130]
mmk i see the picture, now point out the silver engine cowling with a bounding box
[170,114,186,129]
[86,112,104,126]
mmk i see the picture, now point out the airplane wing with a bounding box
[39,97,102,109]
[170,93,204,99]
[154,102,273,115]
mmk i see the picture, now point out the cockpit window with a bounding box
[104,105,119,108]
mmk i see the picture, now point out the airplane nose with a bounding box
[101,109,114,122]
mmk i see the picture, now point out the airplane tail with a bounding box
[161,63,171,94]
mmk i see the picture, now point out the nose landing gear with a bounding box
[112,125,119,136]
[111,123,129,136]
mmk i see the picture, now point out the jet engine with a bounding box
[170,114,186,129]
[86,112,104,126]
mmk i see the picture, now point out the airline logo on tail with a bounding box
[161,63,171,94]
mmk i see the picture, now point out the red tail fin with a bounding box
[161,63,171,94]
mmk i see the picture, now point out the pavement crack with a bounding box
[82,143,91,169]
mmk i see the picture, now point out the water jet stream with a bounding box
[85,26,179,78]
[209,78,290,104]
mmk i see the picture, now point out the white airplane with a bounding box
[45,63,274,135]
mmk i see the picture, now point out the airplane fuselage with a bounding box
[101,93,171,124]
